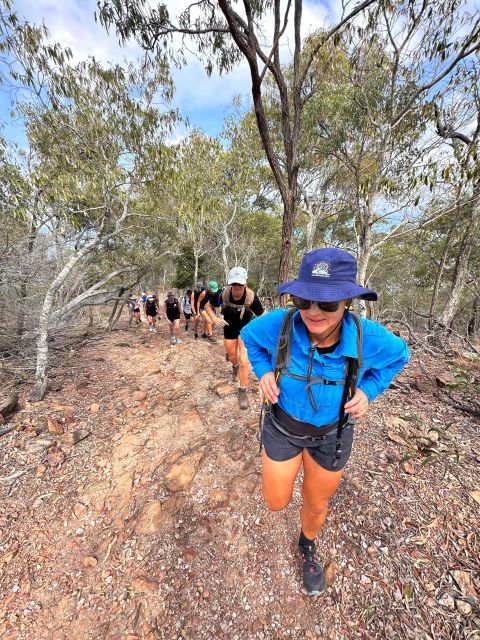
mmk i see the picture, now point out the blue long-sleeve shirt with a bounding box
[240,309,409,427]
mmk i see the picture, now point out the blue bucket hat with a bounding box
[277,248,377,302]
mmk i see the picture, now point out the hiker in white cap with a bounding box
[205,266,264,410]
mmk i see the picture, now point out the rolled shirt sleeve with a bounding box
[357,328,410,403]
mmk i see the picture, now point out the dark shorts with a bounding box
[166,311,181,322]
[146,310,157,317]
[133,307,140,313]
[184,312,192,320]
[224,325,241,340]
[262,413,354,472]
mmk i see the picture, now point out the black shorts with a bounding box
[133,307,140,313]
[183,312,192,320]
[146,310,157,317]
[166,311,181,322]
[224,324,241,340]
[261,413,354,472]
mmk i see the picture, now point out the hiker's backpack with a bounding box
[221,286,255,320]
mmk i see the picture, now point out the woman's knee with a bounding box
[302,495,329,518]
[263,494,291,512]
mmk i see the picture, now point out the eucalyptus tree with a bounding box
[433,62,480,330]
[171,130,226,284]
[97,0,378,284]
[352,0,480,289]
[25,57,176,399]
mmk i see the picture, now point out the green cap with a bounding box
[208,280,219,293]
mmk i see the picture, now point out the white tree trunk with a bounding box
[193,249,199,285]
[29,190,132,400]
[29,236,101,400]
[440,183,480,327]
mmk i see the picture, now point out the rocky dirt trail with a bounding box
[0,318,479,640]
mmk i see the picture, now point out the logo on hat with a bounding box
[311,261,330,278]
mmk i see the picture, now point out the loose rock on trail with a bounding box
[0,318,479,639]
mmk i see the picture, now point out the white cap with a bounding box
[228,266,247,285]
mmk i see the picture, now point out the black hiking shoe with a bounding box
[232,364,239,382]
[238,387,249,410]
[225,352,229,362]
[194,333,198,340]
[201,333,208,339]
[299,542,326,596]
[185,324,188,331]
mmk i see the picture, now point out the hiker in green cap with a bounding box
[197,281,218,343]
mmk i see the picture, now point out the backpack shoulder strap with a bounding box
[222,286,231,304]
[244,287,255,307]
[274,307,297,376]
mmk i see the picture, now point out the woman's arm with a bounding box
[357,328,410,403]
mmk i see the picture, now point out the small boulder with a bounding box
[435,373,456,388]
[165,448,206,492]
[135,501,162,535]
[83,556,98,569]
[73,503,88,519]
[47,417,64,434]
[90,403,100,414]
[0,394,19,421]
[209,490,228,509]
[132,391,147,402]
[215,384,237,398]
[47,450,66,468]
[131,576,158,593]
[62,429,90,446]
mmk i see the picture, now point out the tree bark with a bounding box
[29,189,132,401]
[107,287,127,331]
[28,235,101,401]
[440,182,480,327]
[193,249,199,286]
[467,296,480,337]
[16,208,38,340]
[428,218,457,330]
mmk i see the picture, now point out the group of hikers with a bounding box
[127,249,410,597]
[127,266,266,410]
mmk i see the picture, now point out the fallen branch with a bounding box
[435,391,480,418]
[0,467,31,482]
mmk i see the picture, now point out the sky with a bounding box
[2,0,335,147]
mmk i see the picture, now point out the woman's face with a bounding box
[231,283,246,298]
[299,299,349,338]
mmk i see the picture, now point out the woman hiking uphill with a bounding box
[144,294,160,333]
[197,281,218,342]
[240,248,409,596]
[205,267,264,410]
[164,292,183,345]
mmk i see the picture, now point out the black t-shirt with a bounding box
[165,297,179,312]
[199,290,212,310]
[193,288,205,310]
[316,340,340,355]
[211,288,264,332]
[145,298,157,310]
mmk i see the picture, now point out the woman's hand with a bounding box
[344,388,369,419]
[259,371,280,404]
[214,316,228,328]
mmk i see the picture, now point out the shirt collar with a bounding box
[292,310,360,359]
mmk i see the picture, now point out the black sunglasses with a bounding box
[230,282,245,286]
[291,296,340,312]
